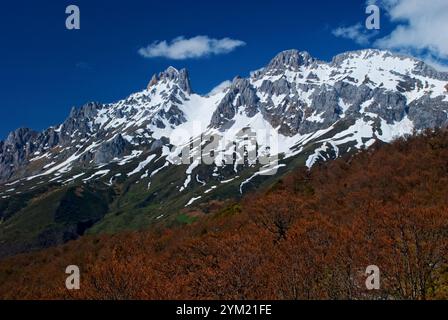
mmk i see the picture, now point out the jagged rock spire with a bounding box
[265,49,315,73]
[147,66,192,94]
[5,128,37,147]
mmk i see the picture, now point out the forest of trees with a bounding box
[0,129,447,300]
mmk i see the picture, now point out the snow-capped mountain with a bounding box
[0,49,448,256]
[2,49,447,188]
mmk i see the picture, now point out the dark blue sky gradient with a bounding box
[0,0,390,138]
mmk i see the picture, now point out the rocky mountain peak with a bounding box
[5,128,37,147]
[330,49,392,67]
[68,102,102,119]
[329,49,448,81]
[147,66,192,94]
[265,49,315,74]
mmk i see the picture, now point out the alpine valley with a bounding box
[1,49,448,257]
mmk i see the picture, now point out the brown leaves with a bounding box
[1,129,448,300]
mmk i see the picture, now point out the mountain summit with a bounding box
[265,49,316,72]
[147,67,192,94]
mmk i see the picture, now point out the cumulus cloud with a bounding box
[332,0,448,70]
[373,0,448,60]
[138,36,246,60]
[332,23,377,45]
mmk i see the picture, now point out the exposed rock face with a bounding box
[210,77,260,128]
[210,49,448,137]
[263,50,316,74]
[93,134,131,164]
[408,96,448,129]
[147,74,159,90]
[147,67,192,94]
[0,128,39,182]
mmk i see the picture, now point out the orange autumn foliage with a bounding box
[0,129,448,300]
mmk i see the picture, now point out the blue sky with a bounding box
[0,0,447,139]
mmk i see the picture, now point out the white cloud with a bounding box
[138,36,246,60]
[331,0,448,71]
[332,23,377,45]
[373,0,448,60]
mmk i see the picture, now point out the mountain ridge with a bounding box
[2,47,448,194]
[1,48,448,257]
